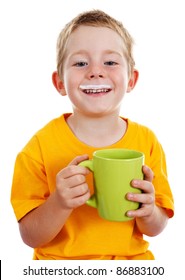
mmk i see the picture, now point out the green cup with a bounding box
[80,149,144,222]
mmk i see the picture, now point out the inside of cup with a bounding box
[94,149,143,160]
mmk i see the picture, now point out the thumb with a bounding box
[68,154,89,166]
[142,165,154,182]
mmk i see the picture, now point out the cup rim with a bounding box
[93,148,144,161]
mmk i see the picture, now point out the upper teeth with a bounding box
[80,85,111,90]
[79,85,111,93]
[86,89,110,94]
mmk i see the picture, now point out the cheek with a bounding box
[113,73,128,90]
[63,72,75,94]
[63,79,80,104]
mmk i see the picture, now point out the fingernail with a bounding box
[127,193,133,200]
[127,211,133,217]
[132,180,139,186]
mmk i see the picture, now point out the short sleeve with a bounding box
[149,133,174,218]
[11,136,49,221]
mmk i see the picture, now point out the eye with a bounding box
[73,61,88,67]
[104,61,118,66]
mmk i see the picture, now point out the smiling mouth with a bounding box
[79,85,112,94]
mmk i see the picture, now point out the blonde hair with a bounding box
[56,9,135,78]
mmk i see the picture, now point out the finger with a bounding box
[68,183,90,198]
[127,205,152,218]
[127,192,155,204]
[58,164,90,180]
[69,190,91,208]
[142,165,154,182]
[56,180,90,204]
[68,154,89,166]
[131,179,154,194]
[63,173,87,188]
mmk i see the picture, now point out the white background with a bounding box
[0,0,184,272]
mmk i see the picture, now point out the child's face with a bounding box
[61,25,134,117]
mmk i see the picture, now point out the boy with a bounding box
[11,10,174,260]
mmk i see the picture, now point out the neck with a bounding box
[67,112,127,147]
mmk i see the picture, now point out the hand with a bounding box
[55,155,91,209]
[126,165,155,218]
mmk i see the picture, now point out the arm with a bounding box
[19,155,90,248]
[126,165,169,236]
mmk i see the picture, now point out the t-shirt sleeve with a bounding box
[149,131,174,218]
[11,136,49,221]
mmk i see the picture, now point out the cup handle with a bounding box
[79,160,97,208]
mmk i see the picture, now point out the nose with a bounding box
[88,65,105,79]
[89,73,103,79]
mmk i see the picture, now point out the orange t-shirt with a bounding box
[11,113,174,260]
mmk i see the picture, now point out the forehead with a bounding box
[65,25,125,55]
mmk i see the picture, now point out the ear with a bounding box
[52,71,67,96]
[127,69,139,92]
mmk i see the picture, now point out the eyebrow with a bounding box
[68,49,123,58]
